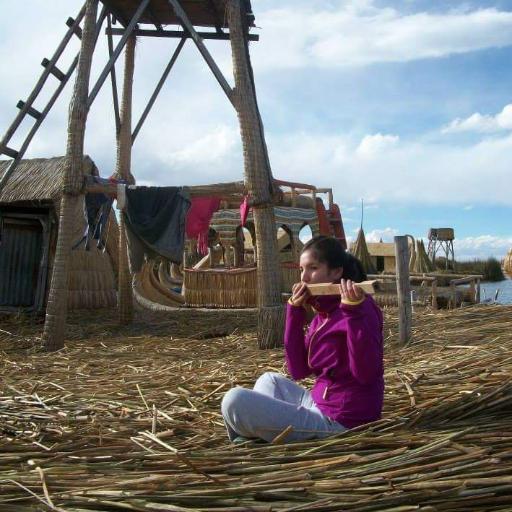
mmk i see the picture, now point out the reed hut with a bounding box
[0,156,117,312]
[366,241,396,272]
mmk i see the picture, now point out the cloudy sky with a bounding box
[1,0,512,260]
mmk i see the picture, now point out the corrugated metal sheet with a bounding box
[0,218,43,307]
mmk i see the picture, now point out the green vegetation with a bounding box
[437,257,505,282]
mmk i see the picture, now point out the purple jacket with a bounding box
[284,294,384,429]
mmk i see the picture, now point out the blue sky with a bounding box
[1,0,511,260]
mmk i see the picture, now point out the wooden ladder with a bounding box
[0,2,105,191]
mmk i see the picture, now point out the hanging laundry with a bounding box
[124,186,191,273]
[240,195,249,226]
[185,196,221,255]
[72,193,112,250]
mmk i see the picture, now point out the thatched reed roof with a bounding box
[413,239,434,273]
[351,228,377,274]
[101,0,254,28]
[367,242,395,257]
[0,155,97,204]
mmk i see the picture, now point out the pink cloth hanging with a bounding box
[240,195,250,226]
[186,197,221,255]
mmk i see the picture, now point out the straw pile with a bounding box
[413,240,434,273]
[351,228,377,274]
[184,267,258,307]
[1,304,511,510]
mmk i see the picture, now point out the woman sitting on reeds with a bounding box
[221,235,384,444]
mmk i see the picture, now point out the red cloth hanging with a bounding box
[240,195,250,226]
[186,196,221,255]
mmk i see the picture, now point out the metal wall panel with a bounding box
[0,218,43,307]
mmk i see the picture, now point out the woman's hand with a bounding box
[289,282,311,308]
[339,279,364,304]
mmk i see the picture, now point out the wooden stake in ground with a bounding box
[228,0,283,349]
[42,0,99,351]
[114,34,136,325]
[395,235,412,345]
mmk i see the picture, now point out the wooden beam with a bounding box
[41,58,66,81]
[274,178,317,191]
[132,37,187,143]
[166,0,235,106]
[66,17,83,39]
[85,180,247,197]
[107,27,259,41]
[307,281,378,296]
[205,0,224,34]
[106,14,121,135]
[87,0,151,108]
[16,101,42,120]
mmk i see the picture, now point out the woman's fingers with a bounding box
[290,282,309,306]
[339,279,364,302]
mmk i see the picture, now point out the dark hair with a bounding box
[302,235,367,283]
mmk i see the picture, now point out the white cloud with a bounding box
[442,104,512,133]
[357,134,399,158]
[253,5,512,70]
[454,235,512,260]
[364,227,399,242]
[165,125,239,166]
[268,130,511,206]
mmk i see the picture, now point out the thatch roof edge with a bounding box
[0,155,97,204]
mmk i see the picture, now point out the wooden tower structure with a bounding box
[427,228,455,270]
[0,0,283,350]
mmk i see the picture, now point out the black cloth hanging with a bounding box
[123,186,191,272]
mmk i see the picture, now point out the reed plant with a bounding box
[450,257,505,282]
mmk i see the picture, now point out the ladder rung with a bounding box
[1,146,19,159]
[41,58,66,81]
[16,100,42,120]
[66,17,82,39]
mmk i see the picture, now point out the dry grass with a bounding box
[1,304,511,511]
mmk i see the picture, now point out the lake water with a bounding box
[479,277,512,304]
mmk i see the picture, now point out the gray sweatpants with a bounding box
[221,372,346,443]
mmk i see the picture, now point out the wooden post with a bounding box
[450,280,456,309]
[476,278,481,303]
[41,0,98,351]
[115,34,136,324]
[431,278,438,310]
[470,278,476,304]
[394,236,412,345]
[291,187,297,207]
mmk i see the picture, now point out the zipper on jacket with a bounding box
[322,384,329,400]
[307,316,330,368]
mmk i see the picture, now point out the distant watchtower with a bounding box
[427,228,455,269]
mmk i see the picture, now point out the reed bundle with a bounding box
[0,304,511,510]
[184,267,258,308]
[67,247,117,310]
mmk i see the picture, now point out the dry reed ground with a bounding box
[1,304,511,511]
